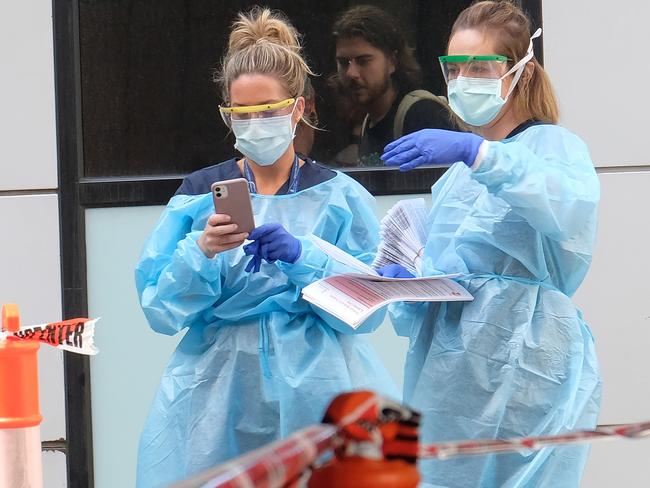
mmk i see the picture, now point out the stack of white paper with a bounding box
[372,198,429,276]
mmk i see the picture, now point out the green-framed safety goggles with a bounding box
[438,55,511,83]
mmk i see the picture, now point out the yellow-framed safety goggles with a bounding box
[219,98,296,125]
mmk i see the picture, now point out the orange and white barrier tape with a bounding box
[0,318,99,355]
[419,420,650,460]
[1,304,100,488]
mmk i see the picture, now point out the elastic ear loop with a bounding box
[289,96,311,138]
[219,109,231,128]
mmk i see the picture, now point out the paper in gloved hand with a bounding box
[304,235,472,328]
[372,198,429,276]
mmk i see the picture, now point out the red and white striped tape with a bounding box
[419,420,650,460]
[171,393,650,488]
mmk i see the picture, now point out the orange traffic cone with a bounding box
[0,304,43,488]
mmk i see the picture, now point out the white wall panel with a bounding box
[42,451,67,488]
[86,206,183,488]
[543,2,649,168]
[0,1,58,190]
[0,195,66,441]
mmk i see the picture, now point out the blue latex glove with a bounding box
[376,264,415,279]
[243,224,302,272]
[381,129,484,171]
[243,241,263,273]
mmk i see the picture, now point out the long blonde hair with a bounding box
[451,0,559,124]
[216,7,315,103]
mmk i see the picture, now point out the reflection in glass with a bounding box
[78,1,485,175]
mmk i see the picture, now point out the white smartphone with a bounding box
[211,178,255,234]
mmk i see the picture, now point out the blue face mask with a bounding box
[447,28,541,127]
[231,109,297,166]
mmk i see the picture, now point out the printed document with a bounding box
[304,236,473,328]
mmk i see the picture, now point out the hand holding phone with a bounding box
[211,178,255,233]
[197,214,249,258]
[197,178,255,258]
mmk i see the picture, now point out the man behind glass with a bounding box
[333,4,457,166]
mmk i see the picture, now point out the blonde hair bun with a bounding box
[217,7,314,103]
[228,7,301,54]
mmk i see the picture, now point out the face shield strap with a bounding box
[502,27,542,99]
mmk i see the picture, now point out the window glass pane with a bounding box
[79,1,502,177]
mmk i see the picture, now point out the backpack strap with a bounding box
[393,89,449,140]
[360,113,370,140]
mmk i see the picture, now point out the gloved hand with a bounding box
[243,224,302,272]
[376,264,415,279]
[381,129,484,171]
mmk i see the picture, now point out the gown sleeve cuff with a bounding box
[176,231,223,282]
[276,237,329,286]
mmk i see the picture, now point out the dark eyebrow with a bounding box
[336,54,374,64]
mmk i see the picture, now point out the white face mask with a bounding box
[231,106,297,166]
[448,28,542,127]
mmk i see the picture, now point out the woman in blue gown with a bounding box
[135,8,397,487]
[380,2,601,486]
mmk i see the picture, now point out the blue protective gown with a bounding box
[389,124,601,487]
[135,160,399,487]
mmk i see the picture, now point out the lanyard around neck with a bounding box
[243,155,301,195]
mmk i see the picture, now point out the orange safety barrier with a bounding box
[0,304,95,488]
[0,304,42,429]
[0,303,44,488]
[309,391,420,487]
[308,457,419,488]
